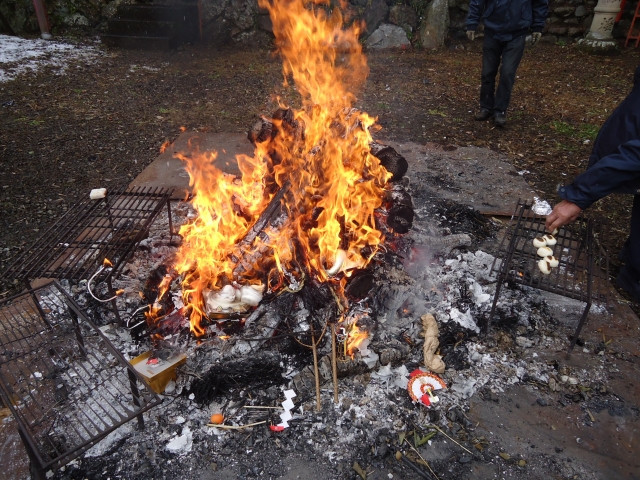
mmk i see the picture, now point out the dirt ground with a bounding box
[1,38,639,299]
[1,36,640,480]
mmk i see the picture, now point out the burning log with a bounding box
[369,142,409,182]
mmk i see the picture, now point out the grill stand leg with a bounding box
[24,279,52,328]
[566,302,592,358]
[68,305,87,358]
[167,200,175,243]
[106,276,123,326]
[128,369,145,430]
[487,275,505,331]
[17,427,46,480]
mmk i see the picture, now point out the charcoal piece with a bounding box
[187,352,284,404]
[387,204,414,234]
[345,271,375,300]
[248,117,275,145]
[387,186,413,209]
[369,143,408,181]
[143,265,169,303]
[378,344,410,366]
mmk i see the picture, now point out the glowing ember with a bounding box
[344,321,368,357]
[172,0,391,337]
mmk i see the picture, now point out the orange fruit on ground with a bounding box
[210,413,224,424]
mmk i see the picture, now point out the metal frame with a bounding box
[488,199,608,356]
[1,186,174,324]
[0,282,162,479]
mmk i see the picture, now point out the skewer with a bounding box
[311,325,321,412]
[331,323,339,402]
[207,421,267,429]
[243,406,283,410]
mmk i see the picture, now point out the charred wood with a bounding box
[187,351,285,404]
[387,204,414,234]
[370,142,408,182]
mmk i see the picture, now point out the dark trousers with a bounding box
[480,34,526,114]
[627,195,640,276]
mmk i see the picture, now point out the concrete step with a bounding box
[100,34,175,50]
[114,4,191,22]
[106,19,177,37]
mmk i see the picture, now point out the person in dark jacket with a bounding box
[546,66,640,302]
[466,0,548,126]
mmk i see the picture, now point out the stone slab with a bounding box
[133,133,538,213]
[131,132,253,198]
[385,140,539,214]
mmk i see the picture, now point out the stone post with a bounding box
[579,0,622,53]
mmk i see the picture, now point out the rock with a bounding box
[568,27,585,37]
[515,336,533,348]
[363,0,389,36]
[419,0,450,49]
[225,0,258,32]
[546,26,568,36]
[458,454,473,463]
[568,377,578,385]
[560,375,569,383]
[536,398,548,406]
[204,18,233,46]
[365,24,410,49]
[574,5,589,17]
[64,13,90,27]
[554,6,576,15]
[257,13,273,33]
[389,4,418,31]
[102,0,125,19]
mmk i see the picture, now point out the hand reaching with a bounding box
[545,200,582,232]
[531,32,542,47]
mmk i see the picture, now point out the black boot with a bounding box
[493,111,507,127]
[474,109,492,121]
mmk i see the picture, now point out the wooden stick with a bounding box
[207,420,266,429]
[331,323,339,402]
[403,438,440,480]
[427,424,474,455]
[311,326,321,412]
[243,405,283,410]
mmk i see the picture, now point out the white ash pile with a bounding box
[53,189,615,480]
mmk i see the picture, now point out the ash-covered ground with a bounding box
[33,172,634,480]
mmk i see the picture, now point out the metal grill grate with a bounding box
[488,199,609,355]
[1,186,173,283]
[0,282,161,477]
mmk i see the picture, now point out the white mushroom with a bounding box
[543,234,557,246]
[546,255,559,268]
[532,236,547,248]
[537,246,553,257]
[89,188,107,200]
[538,259,552,275]
[325,249,347,276]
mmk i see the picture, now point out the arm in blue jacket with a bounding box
[466,0,488,31]
[559,138,640,209]
[531,0,549,32]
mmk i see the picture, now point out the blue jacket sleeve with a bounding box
[466,0,487,31]
[558,139,640,209]
[531,0,548,32]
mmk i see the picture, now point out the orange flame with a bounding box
[173,0,390,336]
[145,274,173,326]
[344,317,368,357]
[160,140,171,153]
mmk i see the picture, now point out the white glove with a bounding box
[531,32,541,46]
[466,30,475,41]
